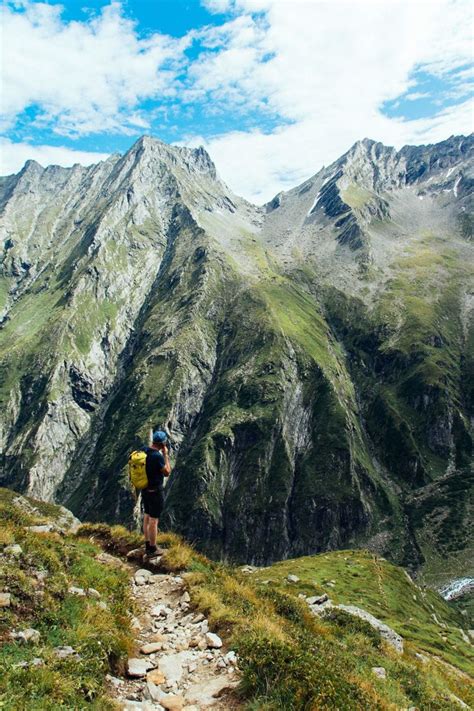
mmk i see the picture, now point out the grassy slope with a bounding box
[1,487,472,710]
[188,552,473,711]
[319,233,473,575]
[81,517,473,711]
[0,488,133,710]
[250,550,473,675]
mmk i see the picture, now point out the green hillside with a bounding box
[1,488,472,710]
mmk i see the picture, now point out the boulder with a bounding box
[96,552,129,570]
[160,694,185,711]
[0,593,11,607]
[240,565,258,574]
[4,544,22,557]
[372,666,387,679]
[224,650,237,665]
[54,646,79,659]
[27,524,55,534]
[287,574,300,583]
[135,569,152,585]
[141,642,162,654]
[87,587,101,599]
[68,586,86,596]
[205,632,223,649]
[121,702,156,711]
[16,628,41,644]
[145,680,165,703]
[307,593,328,605]
[127,657,154,677]
[158,651,193,684]
[147,669,166,685]
[185,677,238,706]
[335,605,404,654]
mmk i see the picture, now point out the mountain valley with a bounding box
[0,133,472,590]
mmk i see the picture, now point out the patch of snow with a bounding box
[453,176,461,197]
[307,193,320,216]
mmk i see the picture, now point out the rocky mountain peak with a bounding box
[125,135,218,181]
[21,159,43,174]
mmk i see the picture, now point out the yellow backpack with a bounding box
[128,450,148,490]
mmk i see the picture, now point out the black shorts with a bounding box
[142,489,164,519]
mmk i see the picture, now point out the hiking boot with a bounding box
[146,544,158,557]
[145,542,153,555]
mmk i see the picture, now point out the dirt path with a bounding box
[105,554,241,711]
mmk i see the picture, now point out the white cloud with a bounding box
[1,0,472,203]
[1,1,188,136]
[201,0,234,12]
[0,139,109,175]
[185,0,474,202]
[193,99,473,204]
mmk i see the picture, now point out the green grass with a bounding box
[185,549,473,710]
[250,549,473,675]
[3,491,472,710]
[340,183,373,210]
[0,488,133,710]
[77,515,472,709]
[69,293,121,355]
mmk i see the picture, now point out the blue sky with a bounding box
[1,0,473,202]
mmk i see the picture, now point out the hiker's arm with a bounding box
[161,447,171,476]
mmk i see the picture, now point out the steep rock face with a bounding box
[0,134,472,581]
[0,137,256,501]
[261,134,473,575]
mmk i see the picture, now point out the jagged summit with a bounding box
[126,134,218,178]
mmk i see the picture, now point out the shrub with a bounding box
[322,608,382,648]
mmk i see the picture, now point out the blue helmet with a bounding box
[152,430,168,444]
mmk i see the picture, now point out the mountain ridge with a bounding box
[0,133,472,588]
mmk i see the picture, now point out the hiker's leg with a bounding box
[143,513,150,542]
[148,517,158,547]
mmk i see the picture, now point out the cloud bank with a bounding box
[1,0,473,202]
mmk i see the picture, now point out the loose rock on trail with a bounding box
[104,552,241,710]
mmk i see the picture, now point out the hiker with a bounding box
[129,430,171,557]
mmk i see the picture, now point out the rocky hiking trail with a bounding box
[103,550,241,711]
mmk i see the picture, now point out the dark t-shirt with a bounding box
[144,447,165,490]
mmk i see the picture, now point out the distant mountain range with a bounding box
[1,133,472,586]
